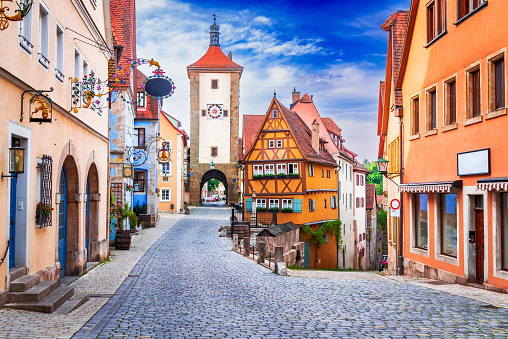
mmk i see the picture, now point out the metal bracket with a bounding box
[20,87,54,122]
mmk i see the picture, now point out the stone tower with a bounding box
[187,16,243,205]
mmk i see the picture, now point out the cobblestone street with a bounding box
[72,207,508,338]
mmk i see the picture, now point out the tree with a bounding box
[367,162,383,196]
[207,179,220,192]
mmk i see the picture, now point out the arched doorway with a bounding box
[200,169,228,206]
[85,163,99,261]
[58,167,68,278]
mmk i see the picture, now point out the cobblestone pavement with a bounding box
[74,207,508,338]
[0,214,182,339]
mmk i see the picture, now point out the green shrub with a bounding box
[253,174,264,179]
[282,208,293,212]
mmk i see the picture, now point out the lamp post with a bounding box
[2,147,25,180]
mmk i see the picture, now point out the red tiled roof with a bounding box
[321,117,341,137]
[110,0,136,88]
[299,93,313,103]
[354,160,371,174]
[342,146,357,160]
[242,115,264,155]
[187,46,243,77]
[366,184,376,210]
[136,69,158,120]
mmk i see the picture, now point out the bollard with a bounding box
[243,237,250,257]
[257,242,265,264]
[274,246,286,275]
[232,234,238,250]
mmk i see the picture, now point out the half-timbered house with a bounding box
[241,96,339,269]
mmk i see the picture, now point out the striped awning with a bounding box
[476,178,508,191]
[398,180,462,193]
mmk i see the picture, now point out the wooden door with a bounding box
[475,210,484,283]
[9,178,17,268]
[304,242,311,268]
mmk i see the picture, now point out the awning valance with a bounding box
[476,178,508,191]
[398,180,462,193]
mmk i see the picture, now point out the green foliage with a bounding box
[281,207,293,212]
[114,203,134,230]
[288,173,299,177]
[277,173,287,178]
[207,179,220,191]
[110,190,116,207]
[256,206,266,212]
[302,220,343,248]
[377,209,387,232]
[253,174,264,179]
[367,161,384,196]
[263,174,275,179]
[133,202,147,216]
[269,207,279,212]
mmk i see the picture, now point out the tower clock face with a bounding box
[207,104,223,119]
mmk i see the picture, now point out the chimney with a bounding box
[312,119,320,154]
[228,51,232,60]
[292,87,300,103]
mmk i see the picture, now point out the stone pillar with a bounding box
[232,234,238,251]
[257,242,265,264]
[275,246,286,276]
[243,237,250,256]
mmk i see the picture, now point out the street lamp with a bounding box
[210,161,215,170]
[375,157,389,175]
[2,147,25,180]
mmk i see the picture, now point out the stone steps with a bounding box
[4,286,74,313]
[8,266,27,282]
[10,274,41,292]
[53,292,89,314]
[7,280,58,303]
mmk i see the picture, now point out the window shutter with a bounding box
[293,199,302,213]
[246,198,252,212]
[312,200,315,211]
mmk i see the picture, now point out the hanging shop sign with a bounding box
[20,88,54,123]
[0,0,32,31]
[122,166,134,178]
[143,69,176,100]
[126,135,171,167]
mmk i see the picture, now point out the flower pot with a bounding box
[115,229,131,250]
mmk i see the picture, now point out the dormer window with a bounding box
[272,110,278,118]
[137,92,145,107]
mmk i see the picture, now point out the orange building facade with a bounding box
[242,97,339,269]
[396,0,508,291]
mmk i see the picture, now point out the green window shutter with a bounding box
[293,199,302,213]
[246,198,252,212]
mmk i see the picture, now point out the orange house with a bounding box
[396,0,508,291]
[241,97,339,269]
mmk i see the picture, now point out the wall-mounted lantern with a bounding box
[375,157,390,175]
[2,147,25,180]
[210,161,215,170]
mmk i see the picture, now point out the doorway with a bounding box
[58,167,68,278]
[474,196,484,283]
[85,176,90,261]
[9,177,17,268]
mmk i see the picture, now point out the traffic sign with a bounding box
[390,198,400,210]
[391,208,400,217]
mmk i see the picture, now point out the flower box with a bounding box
[281,208,293,213]
[253,174,264,179]
[256,207,267,212]
[263,174,275,179]
[288,173,299,178]
[277,173,287,178]
[269,207,279,212]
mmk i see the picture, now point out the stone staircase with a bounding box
[3,267,88,313]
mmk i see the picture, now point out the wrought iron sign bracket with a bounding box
[20,87,54,122]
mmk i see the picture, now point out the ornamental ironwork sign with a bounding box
[20,87,54,123]
[70,75,111,116]
[126,134,171,167]
[0,0,32,31]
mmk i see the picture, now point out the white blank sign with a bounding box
[457,149,490,176]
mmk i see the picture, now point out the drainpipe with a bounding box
[398,115,404,275]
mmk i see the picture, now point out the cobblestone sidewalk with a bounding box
[0,214,182,339]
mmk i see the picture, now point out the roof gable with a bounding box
[187,46,243,78]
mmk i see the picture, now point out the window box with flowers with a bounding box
[156,188,160,197]
[269,207,279,212]
[256,206,267,212]
[263,174,275,179]
[276,173,287,178]
[36,202,53,226]
[126,184,134,192]
[281,208,293,213]
[253,174,264,179]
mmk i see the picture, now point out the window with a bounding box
[74,48,81,79]
[264,164,274,176]
[388,136,400,173]
[350,166,353,181]
[427,0,446,43]
[308,199,315,212]
[257,199,266,209]
[38,3,49,68]
[427,88,437,131]
[326,170,330,178]
[350,194,352,209]
[224,109,228,117]
[288,163,298,175]
[202,109,206,117]
[83,58,89,78]
[276,164,287,175]
[161,162,171,176]
[330,196,337,209]
[134,171,145,192]
[324,199,327,208]
[269,140,275,149]
[253,165,263,176]
[135,128,145,148]
[19,0,33,52]
[55,24,64,81]
[356,174,359,185]
[321,169,324,178]
[445,79,457,125]
[276,140,283,148]
[467,67,481,118]
[160,188,171,202]
[269,199,279,209]
[458,0,487,20]
[282,199,292,209]
[211,79,218,89]
[411,96,420,135]
[415,194,428,249]
[490,56,505,111]
[137,92,146,107]
[272,110,278,118]
[308,164,314,177]
[440,193,457,257]
[211,147,218,157]
[356,198,359,208]
[502,193,508,270]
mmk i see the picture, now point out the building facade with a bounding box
[396,0,508,291]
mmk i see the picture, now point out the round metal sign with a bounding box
[143,74,175,100]
[390,198,400,210]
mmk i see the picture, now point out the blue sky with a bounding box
[136,0,412,161]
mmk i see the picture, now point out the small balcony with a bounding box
[19,35,33,54]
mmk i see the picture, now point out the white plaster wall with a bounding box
[177,134,182,211]
[198,72,231,164]
[336,155,355,268]
[355,173,366,237]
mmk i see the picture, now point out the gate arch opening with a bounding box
[86,163,100,262]
[200,169,228,205]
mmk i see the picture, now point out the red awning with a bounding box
[477,181,508,191]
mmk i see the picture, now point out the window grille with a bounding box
[37,155,53,227]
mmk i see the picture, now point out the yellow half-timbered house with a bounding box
[241,97,339,268]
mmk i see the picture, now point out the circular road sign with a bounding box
[390,199,400,210]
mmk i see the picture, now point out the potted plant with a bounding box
[156,188,161,197]
[256,206,266,212]
[253,174,264,179]
[129,213,138,234]
[277,173,287,178]
[114,203,133,250]
[269,207,279,212]
[263,174,275,179]
[126,184,134,192]
[36,202,53,225]
[288,173,299,178]
[282,207,293,213]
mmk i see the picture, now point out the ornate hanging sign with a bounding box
[0,0,32,31]
[71,75,111,115]
[143,69,176,100]
[126,135,171,167]
[20,87,54,123]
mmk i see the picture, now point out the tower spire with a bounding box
[209,14,220,46]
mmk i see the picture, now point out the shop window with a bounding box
[445,78,457,125]
[440,193,457,257]
[502,193,508,270]
[160,188,171,202]
[415,193,428,249]
[134,171,145,192]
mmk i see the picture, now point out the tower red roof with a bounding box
[187,46,243,77]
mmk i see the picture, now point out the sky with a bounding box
[136,0,412,162]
